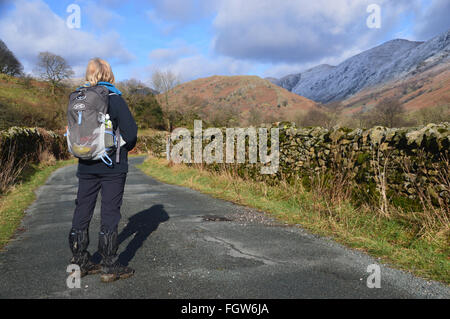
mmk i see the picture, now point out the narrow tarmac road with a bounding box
[0,156,448,298]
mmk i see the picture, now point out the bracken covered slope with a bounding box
[163,75,319,125]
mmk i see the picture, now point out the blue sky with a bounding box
[0,0,449,86]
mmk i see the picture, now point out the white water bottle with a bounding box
[104,114,114,148]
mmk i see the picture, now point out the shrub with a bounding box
[0,127,69,194]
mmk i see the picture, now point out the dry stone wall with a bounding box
[169,122,449,205]
[0,127,69,165]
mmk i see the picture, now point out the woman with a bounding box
[68,58,138,283]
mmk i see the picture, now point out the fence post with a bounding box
[166,134,171,161]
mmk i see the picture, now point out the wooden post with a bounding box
[166,134,171,161]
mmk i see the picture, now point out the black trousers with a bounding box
[72,173,127,231]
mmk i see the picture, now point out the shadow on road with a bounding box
[92,205,169,266]
[118,204,170,265]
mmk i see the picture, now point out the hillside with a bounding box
[273,28,450,103]
[162,75,319,126]
[0,74,68,131]
[0,74,164,132]
[340,61,450,116]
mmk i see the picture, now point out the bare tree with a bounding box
[354,110,371,128]
[416,104,450,125]
[0,39,23,76]
[150,69,180,130]
[35,52,74,95]
[299,109,334,128]
[151,69,179,103]
[370,97,404,128]
[117,78,148,95]
[247,106,263,126]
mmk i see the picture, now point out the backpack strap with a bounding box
[116,126,120,164]
[108,92,120,164]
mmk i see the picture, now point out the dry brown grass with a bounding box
[38,149,56,166]
[400,151,450,240]
[370,147,392,218]
[0,142,27,195]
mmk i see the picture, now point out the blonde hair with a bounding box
[85,58,115,86]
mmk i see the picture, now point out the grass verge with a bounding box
[138,156,449,284]
[0,159,76,250]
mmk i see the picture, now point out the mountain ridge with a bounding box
[272,29,450,103]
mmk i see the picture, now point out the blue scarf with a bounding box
[78,81,122,95]
[97,81,122,95]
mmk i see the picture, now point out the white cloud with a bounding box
[212,0,420,64]
[146,0,221,35]
[168,55,253,81]
[149,46,197,64]
[147,35,253,82]
[7,0,441,84]
[262,45,366,78]
[83,1,124,30]
[146,10,176,35]
[0,0,134,76]
[413,0,450,40]
[146,50,253,83]
[149,0,219,23]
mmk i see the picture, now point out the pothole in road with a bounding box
[201,215,232,222]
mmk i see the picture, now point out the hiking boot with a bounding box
[98,227,135,283]
[69,228,102,277]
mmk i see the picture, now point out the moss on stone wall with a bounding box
[162,122,449,207]
[0,127,69,165]
[132,132,167,156]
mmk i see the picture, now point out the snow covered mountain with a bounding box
[273,29,450,103]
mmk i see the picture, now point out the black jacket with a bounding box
[77,94,138,175]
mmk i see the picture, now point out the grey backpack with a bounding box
[66,85,122,166]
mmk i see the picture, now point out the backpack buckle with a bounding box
[100,153,113,166]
